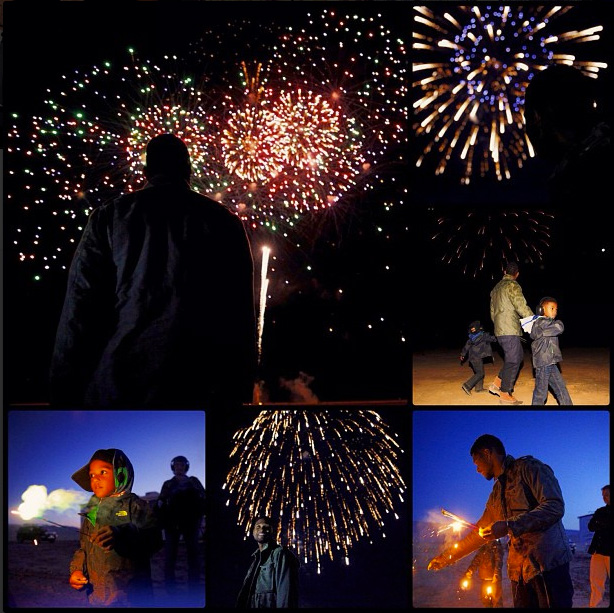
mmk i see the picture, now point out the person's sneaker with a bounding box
[462,384,472,396]
[488,383,501,396]
[499,392,522,405]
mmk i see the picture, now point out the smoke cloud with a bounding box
[279,371,319,404]
[15,485,90,520]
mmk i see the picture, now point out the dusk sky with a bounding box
[7,410,205,528]
[413,410,610,532]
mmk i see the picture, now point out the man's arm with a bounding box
[49,205,116,406]
[507,460,565,536]
[274,549,299,608]
[587,507,606,532]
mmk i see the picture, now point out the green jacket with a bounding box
[439,455,572,583]
[490,275,533,336]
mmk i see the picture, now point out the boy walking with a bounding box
[460,320,497,395]
[529,297,573,405]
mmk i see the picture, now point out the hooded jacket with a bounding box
[530,316,565,368]
[236,542,300,608]
[70,449,162,607]
[50,177,257,409]
[490,275,533,337]
[461,330,497,362]
[437,455,572,583]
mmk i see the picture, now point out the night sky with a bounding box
[410,2,613,351]
[3,0,410,405]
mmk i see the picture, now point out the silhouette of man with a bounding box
[50,133,257,408]
[157,455,205,599]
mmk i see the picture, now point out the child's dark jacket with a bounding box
[70,449,162,607]
[461,331,497,362]
[530,317,564,368]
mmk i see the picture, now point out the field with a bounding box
[6,537,204,608]
[413,347,609,405]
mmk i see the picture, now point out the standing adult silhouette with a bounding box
[50,133,257,408]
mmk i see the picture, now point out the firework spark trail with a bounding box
[257,245,271,365]
[8,9,406,278]
[413,4,607,183]
[441,507,479,531]
[430,208,554,279]
[223,410,406,573]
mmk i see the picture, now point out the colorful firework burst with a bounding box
[431,207,554,279]
[7,8,406,277]
[223,410,406,573]
[413,4,607,184]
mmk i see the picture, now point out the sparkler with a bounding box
[441,507,479,532]
[413,4,608,183]
[224,410,406,573]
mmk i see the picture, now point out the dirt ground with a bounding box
[5,539,205,608]
[413,542,610,608]
[412,347,609,406]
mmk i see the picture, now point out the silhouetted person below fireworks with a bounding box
[50,133,257,409]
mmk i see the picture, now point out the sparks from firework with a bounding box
[413,4,608,183]
[223,410,406,573]
[441,507,479,532]
[257,245,271,366]
[431,208,554,279]
[8,8,406,278]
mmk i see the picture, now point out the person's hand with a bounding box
[479,521,507,540]
[427,554,448,571]
[69,570,88,590]
[465,570,473,578]
[90,525,115,551]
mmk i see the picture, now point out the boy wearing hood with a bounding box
[69,448,162,607]
[460,321,497,396]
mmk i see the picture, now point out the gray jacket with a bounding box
[237,542,300,608]
[439,455,572,582]
[530,317,564,368]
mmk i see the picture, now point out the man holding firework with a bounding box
[428,434,573,608]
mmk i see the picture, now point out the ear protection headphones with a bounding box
[171,456,189,472]
[115,466,128,487]
[536,296,557,316]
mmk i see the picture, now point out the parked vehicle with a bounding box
[16,525,57,543]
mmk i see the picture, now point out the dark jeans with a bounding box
[532,364,573,405]
[164,524,201,588]
[464,359,485,391]
[510,563,574,608]
[496,335,524,393]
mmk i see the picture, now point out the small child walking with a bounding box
[460,320,497,395]
[530,297,573,405]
